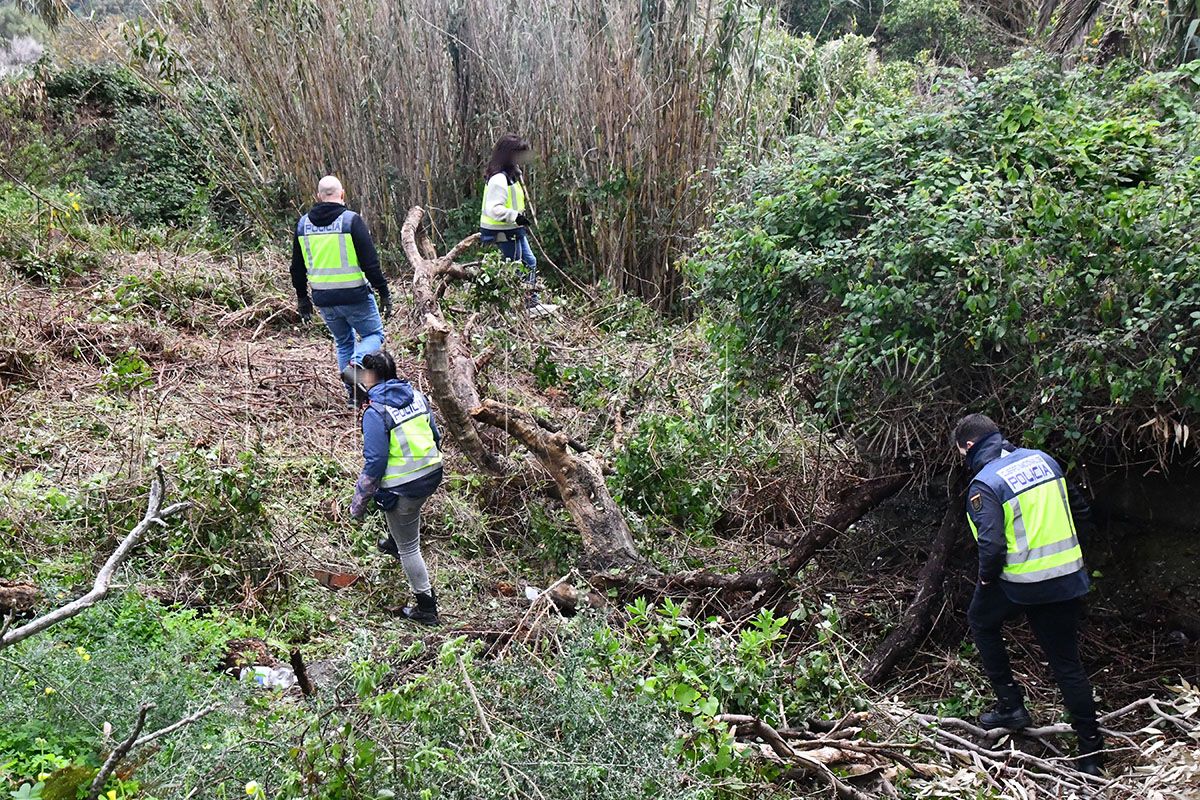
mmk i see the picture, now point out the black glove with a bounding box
[297,298,313,323]
[379,294,393,320]
[515,213,533,227]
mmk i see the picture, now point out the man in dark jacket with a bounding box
[291,175,392,404]
[955,413,1103,776]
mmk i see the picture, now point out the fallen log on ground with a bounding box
[632,473,910,616]
[472,399,642,571]
[861,472,964,686]
[401,205,647,572]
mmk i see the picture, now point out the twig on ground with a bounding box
[86,703,154,800]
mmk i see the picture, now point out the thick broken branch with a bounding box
[862,474,964,686]
[1,470,189,649]
[403,207,510,475]
[403,204,645,570]
[472,399,644,571]
[425,314,512,475]
[650,474,910,614]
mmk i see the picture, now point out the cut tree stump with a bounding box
[0,581,39,616]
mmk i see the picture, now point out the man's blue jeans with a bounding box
[318,294,385,372]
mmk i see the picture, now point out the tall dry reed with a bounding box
[169,0,784,307]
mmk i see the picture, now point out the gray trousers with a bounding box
[384,494,433,594]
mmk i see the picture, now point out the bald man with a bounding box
[291,176,393,406]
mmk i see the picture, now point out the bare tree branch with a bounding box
[0,469,189,649]
[86,702,154,800]
[134,703,221,748]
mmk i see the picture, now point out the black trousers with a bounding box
[967,583,1099,740]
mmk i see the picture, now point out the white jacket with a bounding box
[482,172,522,227]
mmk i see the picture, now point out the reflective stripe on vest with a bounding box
[377,394,443,488]
[966,452,1084,584]
[479,179,526,230]
[298,210,366,290]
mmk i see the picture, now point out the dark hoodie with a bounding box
[965,431,1093,605]
[353,380,443,512]
[291,202,390,310]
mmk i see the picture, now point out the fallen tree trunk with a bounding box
[403,207,510,476]
[472,399,643,571]
[401,205,646,571]
[861,474,964,686]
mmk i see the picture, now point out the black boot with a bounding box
[979,684,1032,730]
[1076,734,1105,777]
[401,589,440,627]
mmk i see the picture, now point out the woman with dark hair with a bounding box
[479,133,555,316]
[348,350,444,625]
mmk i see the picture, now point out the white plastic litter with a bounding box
[524,585,542,602]
[239,665,297,690]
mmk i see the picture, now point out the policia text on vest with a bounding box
[298,210,367,291]
[967,450,1084,585]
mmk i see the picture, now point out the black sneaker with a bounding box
[377,536,398,558]
[979,703,1032,730]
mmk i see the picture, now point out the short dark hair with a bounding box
[953,413,1000,450]
[361,350,397,382]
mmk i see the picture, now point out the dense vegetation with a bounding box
[691,55,1200,469]
[0,0,1198,799]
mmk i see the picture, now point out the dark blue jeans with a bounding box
[317,294,384,371]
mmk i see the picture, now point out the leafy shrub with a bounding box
[0,593,259,797]
[282,634,712,800]
[612,413,726,541]
[29,63,248,231]
[690,56,1200,468]
[154,448,278,601]
[879,0,1002,67]
[42,62,155,113]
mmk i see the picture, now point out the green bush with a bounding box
[689,56,1200,467]
[612,413,726,541]
[0,593,259,798]
[281,633,714,800]
[879,0,1002,67]
[42,62,155,113]
[24,63,248,232]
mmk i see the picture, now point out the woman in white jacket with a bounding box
[479,133,549,313]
